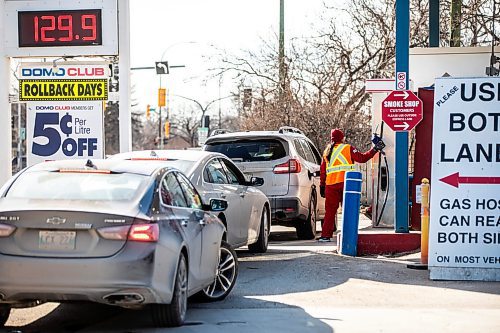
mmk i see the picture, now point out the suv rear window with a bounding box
[205,139,287,162]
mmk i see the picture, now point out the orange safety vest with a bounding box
[323,143,355,185]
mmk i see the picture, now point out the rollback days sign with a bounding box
[429,77,500,281]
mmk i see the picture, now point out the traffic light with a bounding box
[243,88,252,108]
[158,88,166,107]
[164,121,170,139]
[202,115,210,128]
[146,104,150,119]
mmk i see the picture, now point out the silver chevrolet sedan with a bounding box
[0,159,237,328]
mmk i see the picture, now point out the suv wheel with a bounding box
[296,195,317,240]
[0,304,11,327]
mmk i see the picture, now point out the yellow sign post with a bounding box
[420,178,430,265]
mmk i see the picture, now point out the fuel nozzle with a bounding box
[372,133,382,145]
[372,133,386,154]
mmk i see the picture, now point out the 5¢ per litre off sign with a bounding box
[381,90,423,131]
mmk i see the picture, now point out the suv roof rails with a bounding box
[211,129,231,136]
[278,126,304,135]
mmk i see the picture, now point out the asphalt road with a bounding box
[2,227,500,333]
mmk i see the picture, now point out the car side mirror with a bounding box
[204,198,228,212]
[249,177,264,186]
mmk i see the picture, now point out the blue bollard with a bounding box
[340,171,363,256]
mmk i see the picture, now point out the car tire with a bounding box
[151,254,188,327]
[296,195,317,240]
[248,206,270,253]
[0,304,11,327]
[196,240,238,302]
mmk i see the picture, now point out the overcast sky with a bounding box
[130,0,327,119]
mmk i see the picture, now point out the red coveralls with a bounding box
[320,144,376,238]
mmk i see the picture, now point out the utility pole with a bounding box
[218,75,222,129]
[279,0,285,115]
[429,0,440,47]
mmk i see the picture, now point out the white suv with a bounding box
[204,127,325,239]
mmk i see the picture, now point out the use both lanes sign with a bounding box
[381,90,423,131]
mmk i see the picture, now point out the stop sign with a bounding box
[381,90,423,131]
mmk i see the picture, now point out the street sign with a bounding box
[155,61,169,75]
[429,77,500,281]
[396,71,407,90]
[197,127,209,146]
[381,90,423,131]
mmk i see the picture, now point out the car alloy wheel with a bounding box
[200,241,238,301]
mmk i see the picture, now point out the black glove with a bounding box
[374,140,386,152]
[320,185,325,198]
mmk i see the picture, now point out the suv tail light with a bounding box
[273,159,302,174]
[98,220,159,242]
[0,223,16,237]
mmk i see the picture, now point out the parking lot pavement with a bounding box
[178,226,499,333]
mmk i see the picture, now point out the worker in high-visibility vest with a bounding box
[318,128,385,242]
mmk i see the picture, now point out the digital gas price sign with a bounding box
[18,10,102,47]
[3,0,117,57]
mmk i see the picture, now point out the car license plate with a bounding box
[39,231,76,250]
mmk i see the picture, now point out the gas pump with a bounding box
[372,130,390,227]
[369,89,397,228]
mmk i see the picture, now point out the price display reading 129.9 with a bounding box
[18,10,102,47]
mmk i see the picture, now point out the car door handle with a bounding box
[221,194,227,199]
[181,220,189,227]
[199,219,206,226]
[239,192,245,198]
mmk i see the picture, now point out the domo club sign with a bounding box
[19,63,109,101]
[19,62,110,166]
[429,77,500,282]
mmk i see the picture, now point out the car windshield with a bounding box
[205,139,286,162]
[5,170,149,201]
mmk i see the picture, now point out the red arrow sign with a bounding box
[440,172,500,188]
[381,90,423,132]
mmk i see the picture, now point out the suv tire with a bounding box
[0,304,10,327]
[296,195,317,240]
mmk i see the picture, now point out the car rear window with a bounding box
[5,171,149,201]
[155,160,195,174]
[205,139,287,162]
